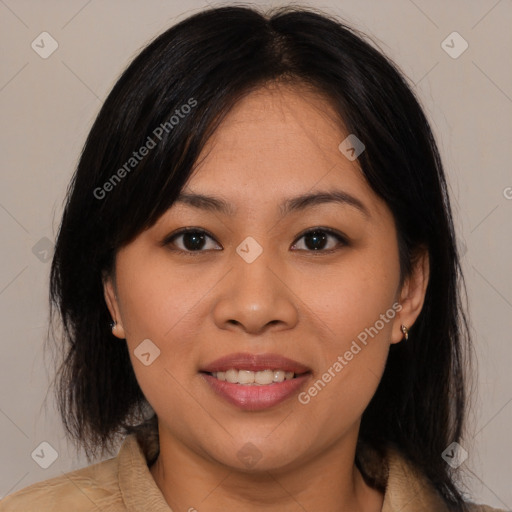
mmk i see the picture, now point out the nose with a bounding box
[212,243,299,335]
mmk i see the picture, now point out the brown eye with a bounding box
[163,228,221,255]
[291,228,348,252]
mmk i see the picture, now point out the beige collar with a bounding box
[381,447,451,511]
[355,440,452,512]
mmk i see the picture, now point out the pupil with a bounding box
[306,230,327,250]
[184,231,205,250]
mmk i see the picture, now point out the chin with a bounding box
[208,441,305,474]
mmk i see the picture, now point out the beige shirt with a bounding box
[0,433,505,512]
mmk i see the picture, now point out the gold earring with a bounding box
[400,324,409,341]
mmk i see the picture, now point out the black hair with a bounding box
[48,5,472,509]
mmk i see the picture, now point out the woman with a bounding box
[0,5,505,512]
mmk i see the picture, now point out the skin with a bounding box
[104,82,429,512]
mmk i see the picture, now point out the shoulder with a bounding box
[360,441,508,512]
[0,455,121,512]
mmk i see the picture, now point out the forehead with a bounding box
[198,82,348,165]
[179,83,388,220]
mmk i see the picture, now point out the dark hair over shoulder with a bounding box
[48,5,472,510]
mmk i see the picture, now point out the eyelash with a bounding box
[161,227,349,257]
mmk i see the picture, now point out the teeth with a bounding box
[212,369,296,385]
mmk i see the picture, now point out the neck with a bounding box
[149,429,384,512]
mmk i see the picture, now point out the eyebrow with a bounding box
[174,189,371,219]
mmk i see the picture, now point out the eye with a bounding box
[291,228,348,253]
[161,227,348,256]
[162,227,221,255]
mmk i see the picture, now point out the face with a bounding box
[104,83,428,473]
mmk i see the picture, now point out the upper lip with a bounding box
[200,352,311,374]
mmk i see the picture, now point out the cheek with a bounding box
[113,251,212,404]
[114,258,201,423]
[116,249,202,343]
[297,282,395,440]
[294,243,400,411]
[297,248,400,347]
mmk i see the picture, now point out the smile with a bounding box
[200,371,311,411]
[209,369,296,385]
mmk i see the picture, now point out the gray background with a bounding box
[0,0,511,508]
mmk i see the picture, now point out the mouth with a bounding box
[199,353,312,411]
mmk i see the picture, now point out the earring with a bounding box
[400,324,409,341]
[110,320,117,333]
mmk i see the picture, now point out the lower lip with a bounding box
[200,373,311,411]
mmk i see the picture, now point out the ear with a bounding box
[391,247,430,344]
[103,273,126,339]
